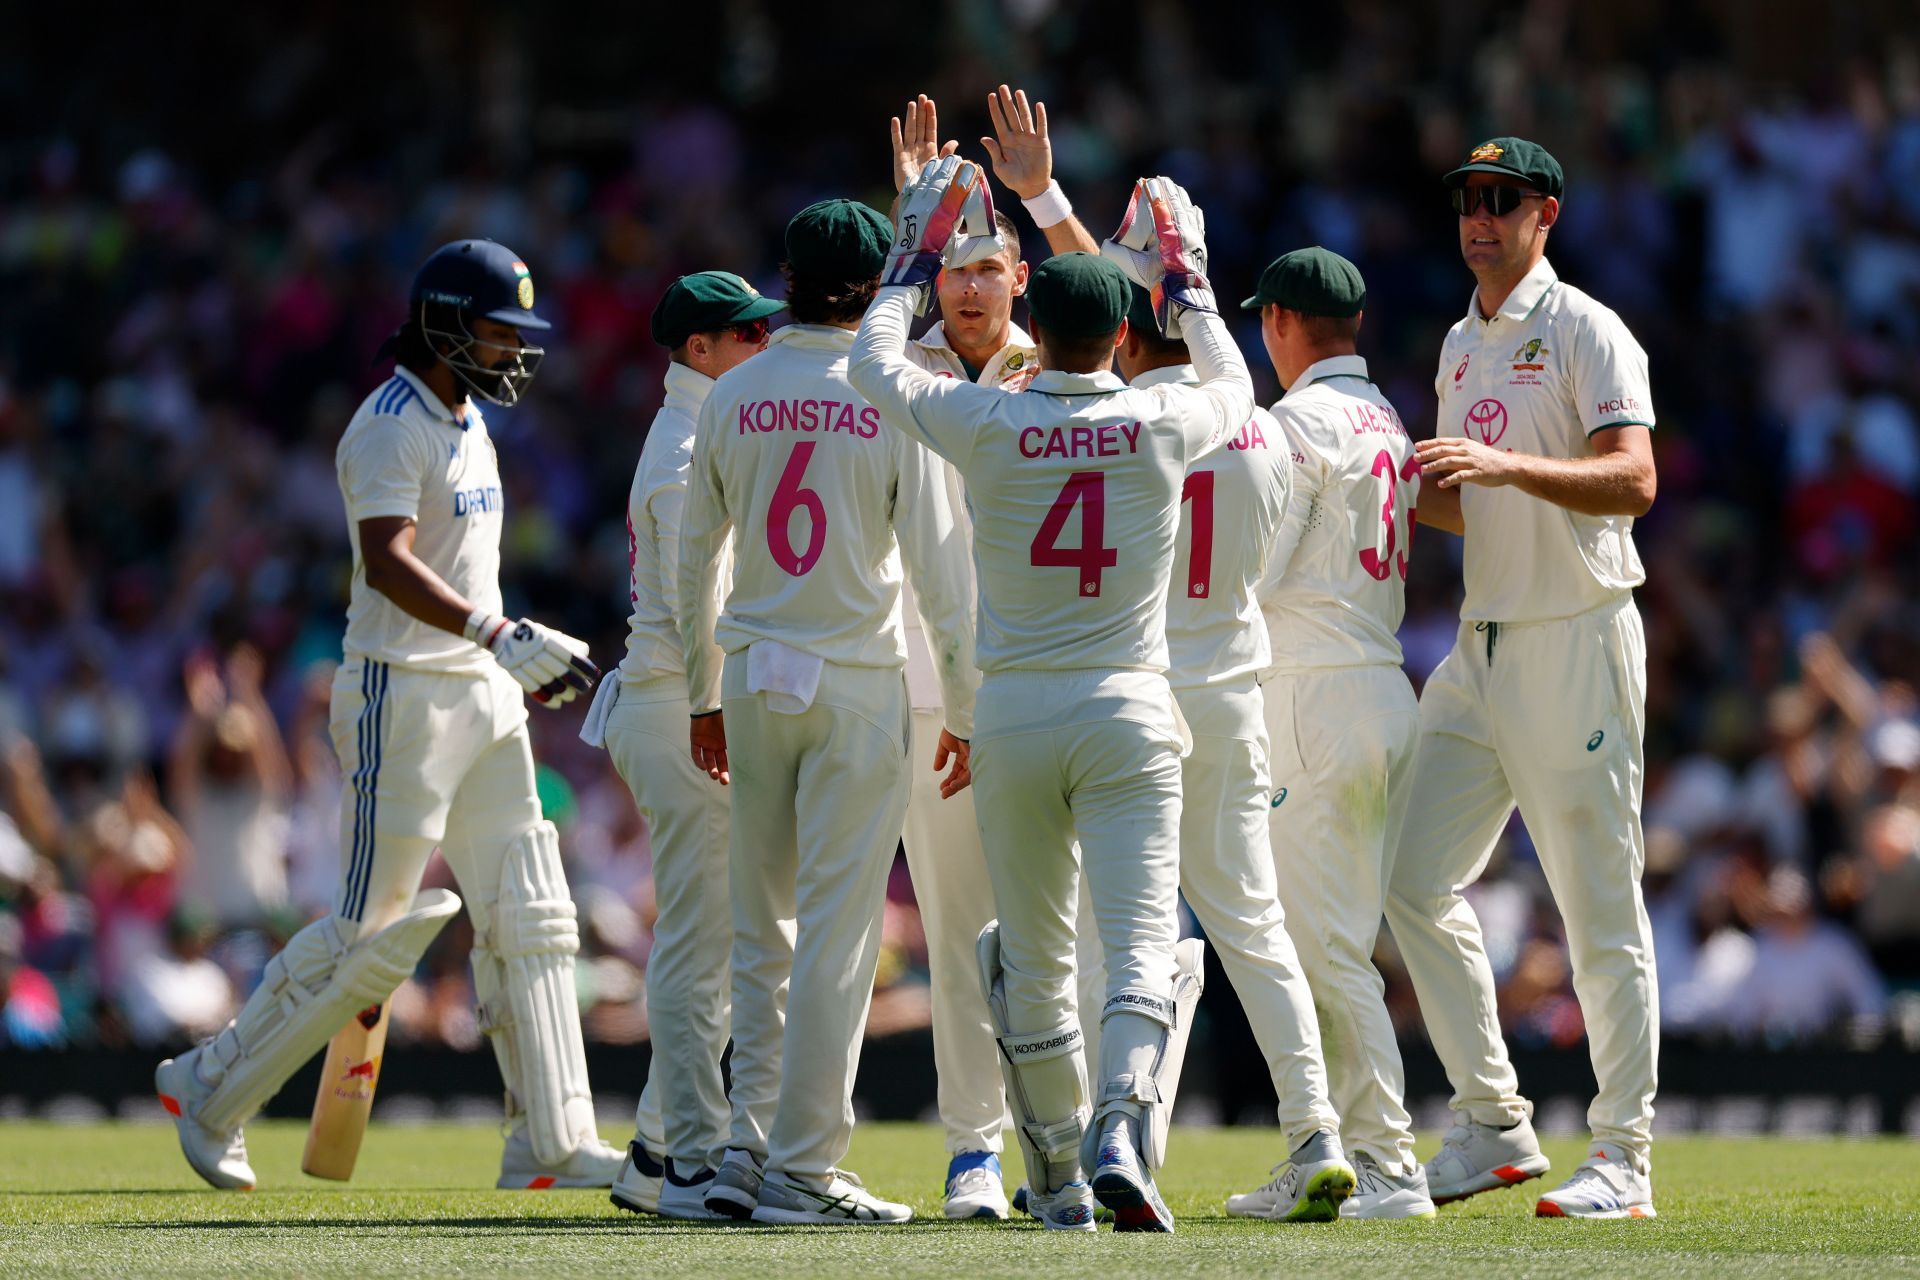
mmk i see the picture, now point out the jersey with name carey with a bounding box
[1136,365,1292,692]
[1258,355,1417,674]
[1435,257,1654,623]
[335,365,503,675]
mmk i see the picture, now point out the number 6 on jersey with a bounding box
[768,441,826,575]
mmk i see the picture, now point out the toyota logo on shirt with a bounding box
[1465,397,1507,446]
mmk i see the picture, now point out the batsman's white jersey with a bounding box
[678,321,977,1181]
[850,286,1251,1136]
[1389,256,1659,1166]
[1145,364,1338,1149]
[1256,354,1425,1175]
[595,360,733,1168]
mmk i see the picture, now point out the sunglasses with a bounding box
[728,318,771,344]
[1451,186,1546,217]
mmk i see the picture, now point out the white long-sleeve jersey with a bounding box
[677,323,977,735]
[1257,354,1418,674]
[849,286,1254,677]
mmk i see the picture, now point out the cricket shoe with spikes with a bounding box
[1535,1148,1655,1219]
[1423,1114,1551,1205]
[1013,1182,1113,1223]
[751,1168,913,1224]
[1026,1179,1098,1232]
[155,1055,256,1190]
[1223,1130,1355,1222]
[609,1139,664,1213]
[497,1126,625,1188]
[704,1147,764,1220]
[1088,1115,1174,1233]
[944,1150,1010,1219]
[1341,1151,1437,1220]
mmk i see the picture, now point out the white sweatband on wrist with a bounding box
[1021,181,1072,228]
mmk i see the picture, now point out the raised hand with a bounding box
[891,94,958,193]
[981,83,1052,200]
[1102,177,1216,338]
[884,156,993,313]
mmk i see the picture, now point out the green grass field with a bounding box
[3,1121,1917,1277]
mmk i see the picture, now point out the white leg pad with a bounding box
[977,921,1089,1196]
[192,890,462,1134]
[472,821,597,1167]
[1087,938,1204,1173]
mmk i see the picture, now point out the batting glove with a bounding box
[884,157,998,314]
[465,610,599,709]
[1100,176,1217,339]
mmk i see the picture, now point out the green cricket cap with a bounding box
[1444,137,1564,198]
[651,271,786,348]
[1025,253,1131,340]
[1238,246,1367,317]
[784,199,892,281]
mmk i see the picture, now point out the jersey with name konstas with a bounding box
[336,365,503,674]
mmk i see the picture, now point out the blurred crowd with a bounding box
[3,3,1919,1063]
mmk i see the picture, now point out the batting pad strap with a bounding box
[1101,985,1176,1029]
[1021,180,1072,229]
[998,1023,1084,1064]
[1023,1114,1086,1161]
[1097,1071,1162,1108]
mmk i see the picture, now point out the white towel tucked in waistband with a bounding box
[577,674,620,748]
[747,639,825,715]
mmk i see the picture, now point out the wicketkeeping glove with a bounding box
[465,610,599,709]
[1100,176,1217,339]
[884,156,999,315]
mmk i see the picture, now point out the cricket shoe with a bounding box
[608,1139,664,1214]
[1535,1148,1655,1219]
[1013,1182,1113,1223]
[751,1168,913,1224]
[1223,1130,1354,1223]
[497,1126,626,1188]
[154,1055,255,1191]
[658,1157,728,1220]
[1026,1180,1098,1232]
[1341,1151,1437,1220]
[704,1147,764,1220]
[1423,1114,1551,1205]
[944,1150,1009,1219]
[1088,1115,1174,1233]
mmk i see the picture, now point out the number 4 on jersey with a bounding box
[1031,470,1118,596]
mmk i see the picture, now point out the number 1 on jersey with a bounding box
[1031,470,1118,596]
[1181,470,1214,598]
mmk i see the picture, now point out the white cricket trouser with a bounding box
[901,708,1004,1156]
[1386,595,1656,1160]
[606,677,732,1167]
[329,659,540,937]
[970,669,1184,1100]
[1263,665,1421,1174]
[1173,681,1339,1152]
[722,657,911,1179]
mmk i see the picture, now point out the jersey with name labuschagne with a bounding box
[1258,355,1417,674]
[1135,365,1291,692]
[677,323,977,731]
[1435,256,1654,623]
[336,365,502,675]
[850,287,1253,678]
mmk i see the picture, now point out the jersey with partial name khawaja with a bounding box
[1434,256,1653,623]
[336,365,502,675]
[1136,366,1292,691]
[1258,355,1417,674]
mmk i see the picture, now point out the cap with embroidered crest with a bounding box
[1024,252,1131,339]
[650,271,786,348]
[1444,137,1564,198]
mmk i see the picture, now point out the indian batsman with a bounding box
[1388,138,1661,1219]
[588,272,783,1218]
[157,240,625,1190]
[677,200,978,1225]
[1233,249,1437,1219]
[852,159,1252,1233]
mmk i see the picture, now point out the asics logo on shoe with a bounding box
[1587,730,1605,751]
[628,1142,664,1178]
[1271,787,1288,808]
[665,1159,714,1188]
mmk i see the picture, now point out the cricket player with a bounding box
[852,159,1253,1233]
[1387,138,1660,1219]
[589,272,784,1219]
[1229,249,1437,1220]
[677,199,978,1225]
[157,239,625,1190]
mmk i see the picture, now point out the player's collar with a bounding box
[771,323,856,351]
[662,360,714,414]
[1025,368,1127,395]
[1470,257,1558,325]
[1129,364,1199,390]
[1285,354,1371,395]
[394,364,469,429]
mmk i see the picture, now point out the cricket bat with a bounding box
[301,1003,388,1180]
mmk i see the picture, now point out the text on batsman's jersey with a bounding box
[850,288,1255,676]
[677,323,977,731]
[336,365,502,675]
[1133,365,1291,692]
[617,362,728,687]
[1258,355,1417,674]
[1434,257,1654,624]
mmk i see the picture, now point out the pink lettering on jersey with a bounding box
[1019,423,1144,460]
[858,405,881,438]
[1345,403,1408,439]
[1595,397,1642,417]
[1226,419,1268,451]
[834,402,857,433]
[736,399,881,439]
[1454,353,1471,383]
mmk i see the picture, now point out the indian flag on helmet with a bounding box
[511,260,534,310]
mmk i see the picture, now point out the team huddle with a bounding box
[155,86,1661,1231]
